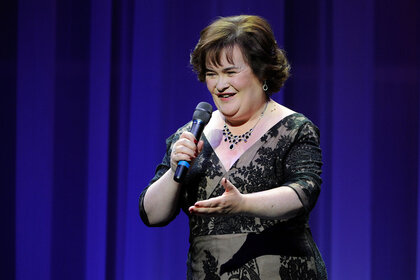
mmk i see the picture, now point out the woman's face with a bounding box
[205,45,265,125]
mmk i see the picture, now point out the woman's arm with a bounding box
[188,178,303,220]
[142,169,183,225]
[140,131,203,226]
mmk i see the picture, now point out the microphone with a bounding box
[173,102,213,183]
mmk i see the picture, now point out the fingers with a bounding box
[221,178,235,192]
[180,131,198,145]
[170,132,201,172]
[175,132,198,159]
[193,197,219,208]
[197,140,204,154]
[189,206,219,216]
[189,198,224,216]
[189,178,243,216]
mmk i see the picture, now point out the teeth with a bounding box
[220,94,232,98]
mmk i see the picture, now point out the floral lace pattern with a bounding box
[140,113,327,279]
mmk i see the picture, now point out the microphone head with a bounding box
[193,102,213,124]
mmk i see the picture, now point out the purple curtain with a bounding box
[1,0,419,279]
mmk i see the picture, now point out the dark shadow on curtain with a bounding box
[0,1,17,280]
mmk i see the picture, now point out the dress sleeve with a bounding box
[282,121,323,214]
[138,131,179,227]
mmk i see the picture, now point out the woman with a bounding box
[140,15,327,279]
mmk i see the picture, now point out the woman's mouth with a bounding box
[217,93,236,99]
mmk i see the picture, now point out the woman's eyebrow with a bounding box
[223,66,239,71]
[205,65,240,73]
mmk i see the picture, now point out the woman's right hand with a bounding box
[170,131,204,173]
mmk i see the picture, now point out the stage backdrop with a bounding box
[1,0,419,279]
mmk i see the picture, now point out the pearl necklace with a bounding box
[222,102,268,150]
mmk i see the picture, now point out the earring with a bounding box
[263,80,268,92]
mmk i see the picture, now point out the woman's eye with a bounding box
[205,72,216,77]
[227,71,236,75]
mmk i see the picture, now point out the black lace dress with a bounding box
[139,113,327,279]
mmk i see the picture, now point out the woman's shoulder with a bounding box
[279,113,320,144]
[273,104,315,128]
[267,104,320,143]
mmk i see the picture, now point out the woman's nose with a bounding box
[216,77,229,92]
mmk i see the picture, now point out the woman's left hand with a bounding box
[189,178,245,216]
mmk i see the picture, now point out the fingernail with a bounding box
[194,139,198,144]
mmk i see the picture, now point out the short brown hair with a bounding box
[190,15,290,96]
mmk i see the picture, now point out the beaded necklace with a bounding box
[222,101,268,150]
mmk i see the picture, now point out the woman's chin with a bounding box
[219,108,238,119]
[215,102,239,116]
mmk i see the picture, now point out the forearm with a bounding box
[190,179,304,220]
[240,186,303,220]
[142,169,182,225]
